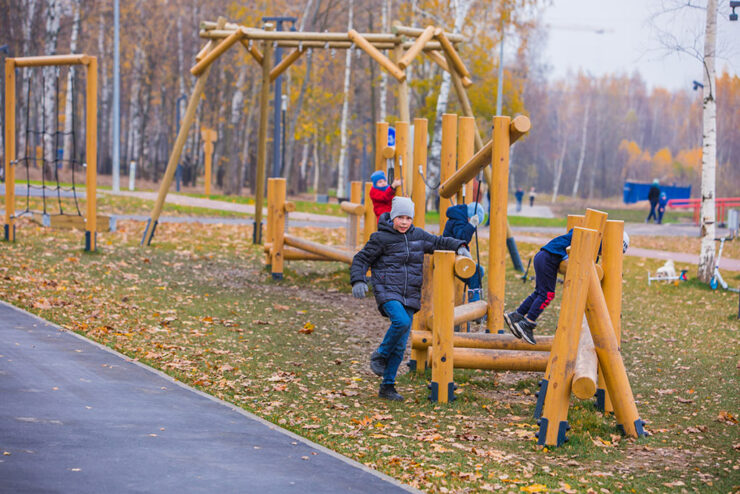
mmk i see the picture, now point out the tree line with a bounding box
[1,0,737,201]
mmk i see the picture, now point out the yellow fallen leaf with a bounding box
[520,484,548,492]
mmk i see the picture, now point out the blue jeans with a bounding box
[463,265,484,302]
[378,301,415,385]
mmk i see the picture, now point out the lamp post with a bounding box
[112,0,120,191]
[262,16,296,179]
[0,44,9,182]
[280,93,287,175]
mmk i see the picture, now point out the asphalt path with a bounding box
[0,301,417,494]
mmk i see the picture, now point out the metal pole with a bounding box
[112,0,120,191]
[0,45,7,175]
[281,94,287,175]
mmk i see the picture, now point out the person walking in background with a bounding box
[515,188,524,212]
[646,179,661,223]
[657,191,669,225]
[528,187,537,207]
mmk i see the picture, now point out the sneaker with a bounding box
[504,311,524,338]
[516,318,537,345]
[370,350,387,377]
[378,383,404,401]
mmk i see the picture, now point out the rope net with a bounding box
[14,64,87,219]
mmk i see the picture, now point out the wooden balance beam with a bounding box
[412,330,553,352]
[283,234,354,264]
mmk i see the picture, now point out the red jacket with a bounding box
[369,186,396,223]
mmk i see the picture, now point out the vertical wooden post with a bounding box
[375,122,388,172]
[412,118,427,229]
[84,57,98,252]
[538,227,599,447]
[201,128,217,196]
[458,116,475,204]
[4,58,16,242]
[270,178,286,280]
[410,254,433,373]
[439,113,457,233]
[395,121,409,197]
[393,44,410,123]
[430,250,455,403]
[349,181,362,248]
[253,23,274,245]
[487,116,510,333]
[566,214,584,231]
[141,21,223,246]
[597,220,625,413]
[265,178,274,267]
[585,264,645,438]
[363,182,375,241]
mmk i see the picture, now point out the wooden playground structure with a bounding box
[3,54,101,251]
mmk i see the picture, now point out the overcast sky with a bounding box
[539,0,740,91]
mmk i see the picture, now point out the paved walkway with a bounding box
[0,301,416,494]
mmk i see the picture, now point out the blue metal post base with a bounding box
[536,418,570,447]
[408,359,417,372]
[84,231,96,252]
[428,381,455,403]
[272,273,283,280]
[533,379,548,419]
[506,236,525,272]
[595,388,606,412]
[3,224,14,242]
[140,219,158,246]
[616,419,647,437]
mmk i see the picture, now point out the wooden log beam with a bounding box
[340,201,365,215]
[195,41,213,62]
[426,300,487,328]
[202,25,401,43]
[435,29,469,78]
[572,317,598,400]
[348,30,406,82]
[559,260,604,280]
[412,330,554,352]
[398,25,435,69]
[454,255,477,279]
[13,54,90,67]
[452,348,549,372]
[191,28,244,76]
[239,39,263,64]
[391,22,466,43]
[284,234,354,264]
[270,47,305,82]
[438,116,531,199]
[283,247,333,261]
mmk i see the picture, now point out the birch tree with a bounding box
[571,95,591,198]
[18,0,39,160]
[336,0,354,199]
[98,12,110,172]
[42,0,62,178]
[426,0,474,200]
[698,0,717,282]
[62,0,81,166]
[378,0,390,121]
[224,68,248,195]
[126,46,145,172]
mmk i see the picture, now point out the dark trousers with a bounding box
[657,207,665,224]
[517,250,558,321]
[647,200,658,222]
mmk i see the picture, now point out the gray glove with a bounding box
[457,246,472,258]
[352,282,368,298]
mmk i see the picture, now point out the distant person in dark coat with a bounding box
[529,187,537,207]
[515,188,524,212]
[646,179,661,223]
[657,192,669,225]
[350,197,469,401]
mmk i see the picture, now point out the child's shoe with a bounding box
[378,383,404,401]
[370,350,387,377]
[504,311,524,338]
[516,318,537,345]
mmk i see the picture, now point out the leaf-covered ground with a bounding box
[0,218,737,493]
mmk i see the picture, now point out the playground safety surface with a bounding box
[0,301,417,494]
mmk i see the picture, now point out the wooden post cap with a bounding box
[454,255,476,279]
[382,146,395,159]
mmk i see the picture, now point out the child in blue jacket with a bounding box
[505,229,629,344]
[442,202,485,302]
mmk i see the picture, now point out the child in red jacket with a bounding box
[369,170,402,223]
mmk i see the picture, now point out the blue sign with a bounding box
[387,127,395,147]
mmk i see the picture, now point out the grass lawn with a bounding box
[0,219,737,493]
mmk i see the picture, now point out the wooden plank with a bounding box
[190,28,244,76]
[347,29,406,82]
[269,47,306,82]
[397,26,435,69]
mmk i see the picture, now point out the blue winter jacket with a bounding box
[350,213,466,315]
[541,229,573,261]
[442,205,476,243]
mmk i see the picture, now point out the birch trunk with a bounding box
[299,141,310,187]
[62,0,81,166]
[18,0,39,159]
[312,133,321,198]
[698,0,717,282]
[283,0,317,192]
[551,138,567,203]
[98,12,110,172]
[42,0,62,179]
[224,69,248,195]
[378,0,389,120]
[336,0,354,199]
[126,46,145,172]
[427,0,473,200]
[240,79,260,192]
[571,96,591,198]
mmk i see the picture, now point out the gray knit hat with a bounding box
[390,196,415,220]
